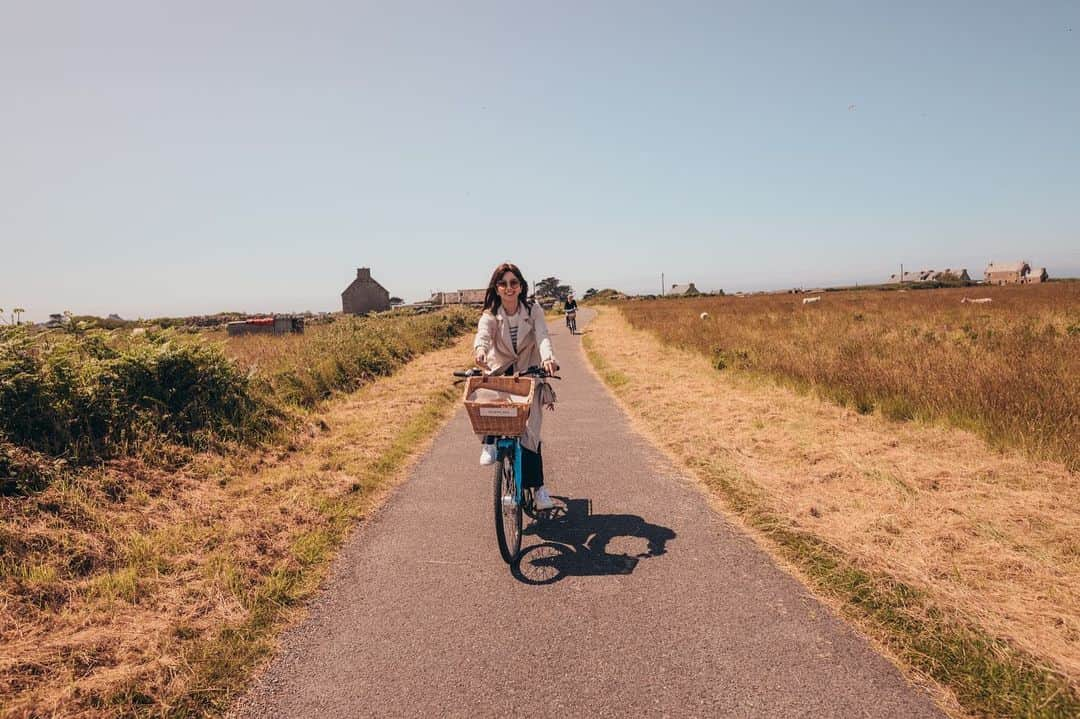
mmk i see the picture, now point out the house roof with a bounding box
[669,283,697,295]
[888,271,932,282]
[888,268,972,282]
[986,261,1028,274]
[343,275,388,296]
[932,269,969,279]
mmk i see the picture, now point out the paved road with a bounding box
[232,309,942,718]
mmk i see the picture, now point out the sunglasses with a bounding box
[496,279,521,289]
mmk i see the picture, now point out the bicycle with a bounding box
[454,365,562,563]
[565,309,577,334]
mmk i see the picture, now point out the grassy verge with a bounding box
[0,335,473,718]
[164,382,461,718]
[583,314,1079,719]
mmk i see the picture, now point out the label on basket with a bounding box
[479,407,518,417]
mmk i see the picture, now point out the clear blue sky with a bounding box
[3,1,1078,322]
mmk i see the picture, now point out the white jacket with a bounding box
[473,302,556,376]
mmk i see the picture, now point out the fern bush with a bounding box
[0,309,473,493]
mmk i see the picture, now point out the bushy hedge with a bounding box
[0,328,271,465]
[261,312,472,407]
[0,309,473,492]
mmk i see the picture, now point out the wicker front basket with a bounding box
[463,375,535,436]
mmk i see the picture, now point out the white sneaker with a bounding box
[479,444,497,466]
[533,487,555,510]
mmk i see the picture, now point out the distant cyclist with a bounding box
[563,293,578,334]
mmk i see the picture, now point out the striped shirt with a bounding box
[507,308,522,353]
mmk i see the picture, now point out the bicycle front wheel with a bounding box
[493,449,522,563]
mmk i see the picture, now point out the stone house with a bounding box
[668,283,700,296]
[342,268,391,314]
[431,289,486,306]
[887,268,971,283]
[932,268,972,282]
[226,316,304,336]
[985,261,1048,285]
[888,270,934,283]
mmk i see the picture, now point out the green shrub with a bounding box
[0,327,268,463]
[0,309,473,489]
[257,311,472,408]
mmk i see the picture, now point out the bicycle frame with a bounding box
[496,436,525,505]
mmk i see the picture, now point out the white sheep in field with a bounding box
[802,296,821,305]
[961,297,993,304]
[700,312,710,320]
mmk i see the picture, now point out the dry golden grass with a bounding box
[621,283,1080,470]
[0,334,473,718]
[584,308,1078,716]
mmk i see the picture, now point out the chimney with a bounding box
[357,267,371,280]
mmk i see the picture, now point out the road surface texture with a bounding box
[232,309,942,718]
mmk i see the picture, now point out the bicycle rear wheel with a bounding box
[493,449,522,563]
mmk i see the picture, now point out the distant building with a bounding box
[226,316,305,336]
[887,268,971,283]
[985,261,1048,285]
[668,283,700,296]
[888,270,934,283]
[342,267,391,314]
[932,268,971,282]
[431,289,486,306]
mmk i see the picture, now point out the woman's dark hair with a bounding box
[482,263,532,313]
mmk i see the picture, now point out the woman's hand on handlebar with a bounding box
[541,360,559,411]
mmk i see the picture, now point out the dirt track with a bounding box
[231,309,942,718]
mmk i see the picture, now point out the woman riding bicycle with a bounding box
[473,263,559,510]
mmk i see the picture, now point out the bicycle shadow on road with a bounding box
[512,498,676,585]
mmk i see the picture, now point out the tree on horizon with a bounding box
[534,276,573,300]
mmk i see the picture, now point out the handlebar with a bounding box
[518,365,561,380]
[453,366,561,380]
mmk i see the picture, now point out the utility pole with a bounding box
[900,263,904,285]
[661,272,665,296]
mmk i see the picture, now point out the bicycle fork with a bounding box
[497,438,525,505]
